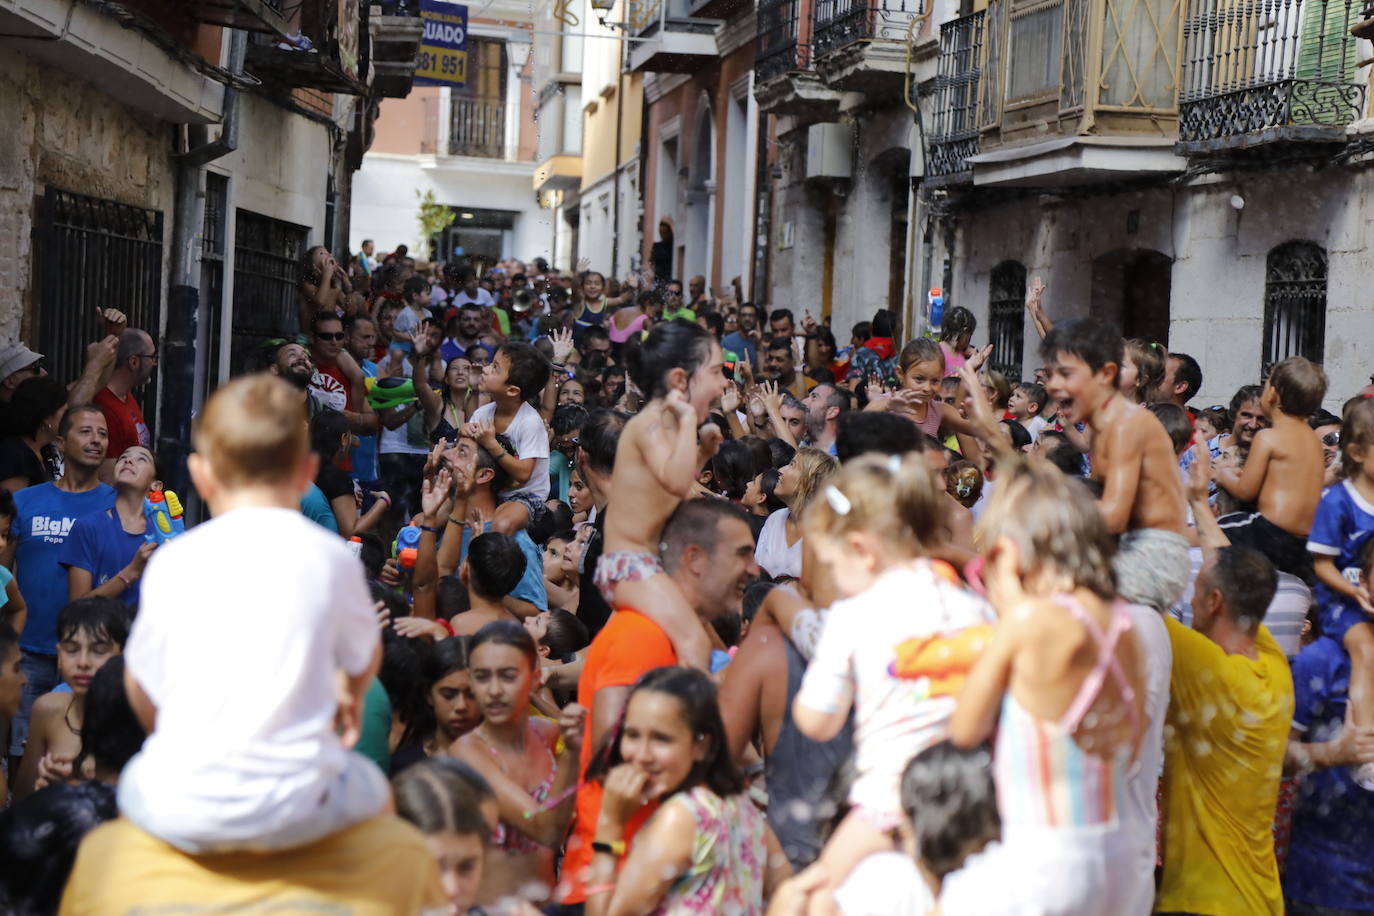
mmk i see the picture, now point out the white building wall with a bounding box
[943,167,1374,411]
[350,153,549,262]
[223,93,333,236]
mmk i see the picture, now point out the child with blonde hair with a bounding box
[943,458,1146,915]
[787,453,995,912]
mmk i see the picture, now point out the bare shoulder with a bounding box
[529,716,559,746]
[31,691,67,719]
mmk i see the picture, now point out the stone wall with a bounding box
[0,49,175,346]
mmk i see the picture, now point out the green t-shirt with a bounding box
[662,306,697,323]
[354,677,393,773]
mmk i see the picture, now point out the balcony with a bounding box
[926,10,984,184]
[812,0,932,90]
[370,0,422,97]
[968,0,1186,186]
[627,0,720,72]
[449,97,507,159]
[244,0,366,94]
[1176,0,1367,153]
[182,0,292,36]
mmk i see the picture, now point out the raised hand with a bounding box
[760,379,784,415]
[575,257,591,274]
[558,702,588,753]
[966,344,995,373]
[802,310,818,337]
[720,383,741,415]
[550,328,575,364]
[421,467,452,520]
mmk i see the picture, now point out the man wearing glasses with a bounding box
[95,329,157,483]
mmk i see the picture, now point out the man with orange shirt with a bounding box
[555,499,759,910]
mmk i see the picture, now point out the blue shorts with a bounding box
[1321,600,1371,646]
[499,490,548,525]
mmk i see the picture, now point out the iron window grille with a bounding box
[989,260,1027,380]
[1263,240,1326,376]
[231,210,308,374]
[38,187,164,391]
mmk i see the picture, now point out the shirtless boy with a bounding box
[1214,357,1327,582]
[1041,319,1190,611]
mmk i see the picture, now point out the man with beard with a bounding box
[800,383,849,456]
[722,302,762,371]
[308,315,377,444]
[95,329,157,483]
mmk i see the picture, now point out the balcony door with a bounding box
[1091,248,1172,345]
[449,39,508,158]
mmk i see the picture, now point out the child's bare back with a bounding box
[603,399,698,555]
[1242,415,1324,535]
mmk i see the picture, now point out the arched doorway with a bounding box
[684,100,715,286]
[1090,248,1173,344]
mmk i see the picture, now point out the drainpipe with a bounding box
[610,29,626,275]
[159,28,246,521]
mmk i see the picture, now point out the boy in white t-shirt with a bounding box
[1008,382,1049,443]
[119,374,387,853]
[463,341,551,536]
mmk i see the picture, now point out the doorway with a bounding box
[1090,248,1172,344]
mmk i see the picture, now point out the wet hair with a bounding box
[1043,440,1087,477]
[1341,398,1374,477]
[624,319,715,400]
[898,337,945,375]
[309,408,351,464]
[900,741,1000,881]
[766,436,796,469]
[1147,402,1193,455]
[939,306,976,343]
[465,532,527,599]
[711,439,758,501]
[402,275,429,303]
[1309,408,1342,430]
[539,609,590,659]
[1122,339,1166,402]
[1229,384,1265,419]
[551,405,588,442]
[473,432,515,493]
[1040,318,1123,376]
[587,666,744,798]
[804,452,945,552]
[661,499,752,573]
[542,502,575,537]
[1198,406,1231,438]
[1018,382,1049,414]
[57,404,104,439]
[56,598,130,649]
[468,619,539,670]
[976,458,1117,600]
[578,409,630,476]
[835,411,924,463]
[1206,546,1278,632]
[759,468,787,513]
[852,321,872,343]
[12,377,68,438]
[1169,351,1203,401]
[701,312,725,337]
[380,622,435,748]
[739,436,773,477]
[429,634,472,687]
[0,781,118,914]
[393,756,495,840]
[1267,356,1327,418]
[786,447,839,518]
[870,309,898,339]
[742,580,775,622]
[344,312,376,334]
[495,342,551,401]
[72,657,145,780]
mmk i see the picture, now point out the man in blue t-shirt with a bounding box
[5,406,114,762]
[1285,631,1374,912]
[344,314,382,485]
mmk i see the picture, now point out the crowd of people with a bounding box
[0,240,1369,916]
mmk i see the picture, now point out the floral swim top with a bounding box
[652,786,767,915]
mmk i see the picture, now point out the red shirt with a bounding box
[309,361,354,472]
[95,387,150,459]
[558,609,677,904]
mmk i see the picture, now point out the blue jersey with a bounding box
[1306,480,1374,626]
[59,508,147,609]
[12,482,115,653]
[1285,636,1374,909]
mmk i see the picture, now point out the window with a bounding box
[232,210,308,374]
[989,260,1027,379]
[1006,2,1064,101]
[449,39,507,158]
[1263,241,1327,376]
[202,173,229,387]
[38,187,164,388]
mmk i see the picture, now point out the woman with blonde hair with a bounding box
[753,446,837,579]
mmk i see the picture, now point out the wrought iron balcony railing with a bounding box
[758,0,811,82]
[449,97,507,159]
[927,10,984,179]
[1178,0,1367,148]
[813,0,924,59]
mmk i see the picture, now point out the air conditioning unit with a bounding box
[806,123,852,180]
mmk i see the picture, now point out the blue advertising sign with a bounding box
[414,0,469,87]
